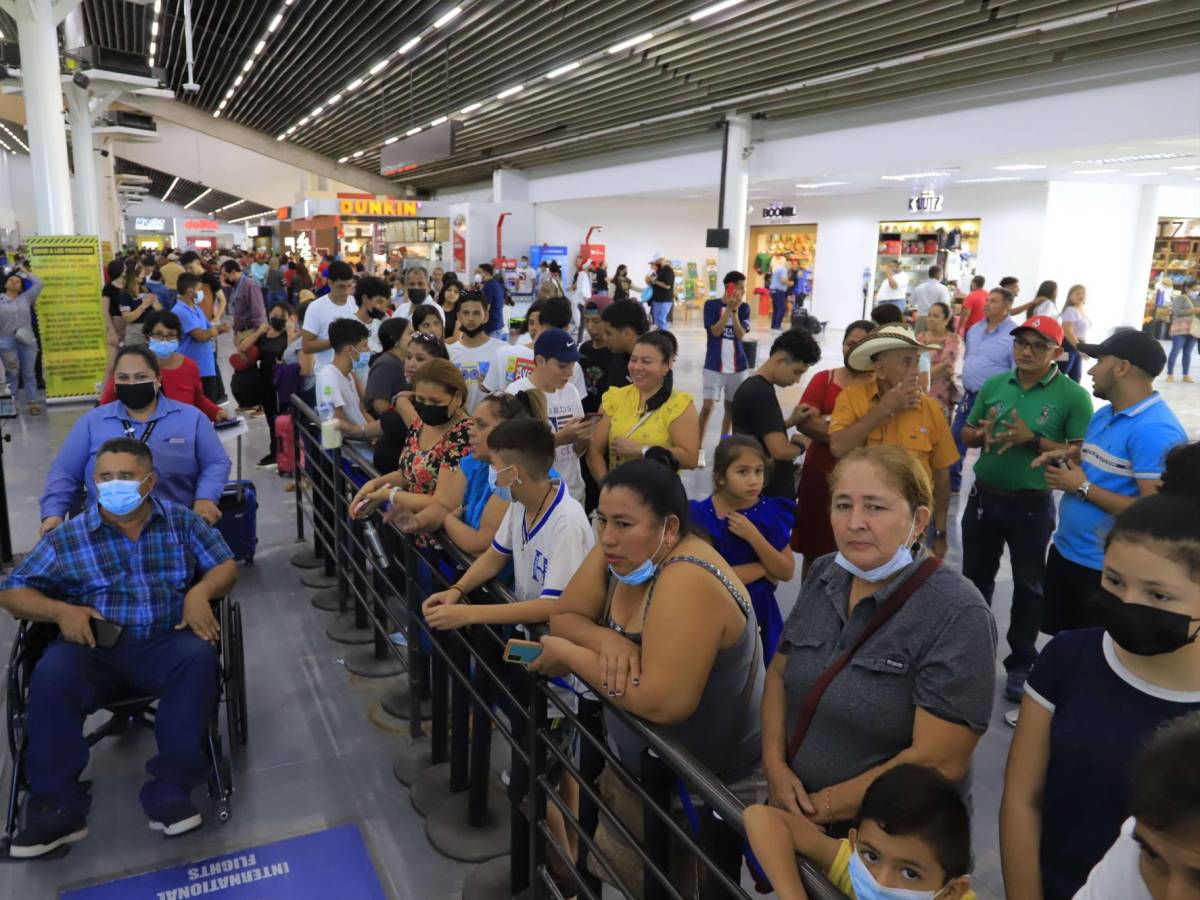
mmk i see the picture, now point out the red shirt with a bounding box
[959,289,988,334]
[100,356,222,422]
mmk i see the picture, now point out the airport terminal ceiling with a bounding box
[0,0,1189,192]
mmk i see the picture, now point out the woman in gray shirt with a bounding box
[761,445,996,829]
[0,265,44,414]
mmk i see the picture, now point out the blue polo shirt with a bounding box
[962,317,1016,392]
[174,299,216,377]
[1053,392,1187,570]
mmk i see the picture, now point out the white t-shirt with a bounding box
[491,480,594,602]
[573,271,593,303]
[506,376,585,504]
[1073,818,1151,900]
[909,279,950,314]
[449,337,505,414]
[315,363,365,427]
[392,299,445,325]
[1030,299,1059,319]
[303,295,359,369]
[875,270,909,303]
[485,343,586,398]
[1061,305,1090,343]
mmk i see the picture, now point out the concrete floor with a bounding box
[0,315,1195,899]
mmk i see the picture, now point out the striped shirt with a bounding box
[2,498,233,640]
[1053,393,1187,570]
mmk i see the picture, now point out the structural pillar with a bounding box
[1124,185,1161,331]
[63,8,100,238]
[716,114,751,278]
[14,0,75,234]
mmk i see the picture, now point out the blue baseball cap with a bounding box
[534,328,583,363]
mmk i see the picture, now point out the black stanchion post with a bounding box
[306,437,343,601]
[467,624,497,827]
[573,695,605,896]
[641,749,674,900]
[332,448,349,614]
[701,809,745,900]
[528,675,548,900]
[406,541,425,740]
[344,516,404,678]
[292,409,304,542]
[448,632,471,793]
[430,629,450,766]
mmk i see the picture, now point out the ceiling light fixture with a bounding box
[286,125,297,134]
[369,59,388,75]
[327,93,342,105]
[242,59,253,72]
[880,171,951,180]
[218,100,227,109]
[0,124,28,152]
[460,102,482,114]
[311,106,323,116]
[268,13,282,32]
[399,36,420,54]
[161,176,179,202]
[1129,172,1166,177]
[429,116,448,127]
[352,150,364,158]
[151,21,158,35]
[433,5,462,27]
[384,136,398,145]
[497,84,523,99]
[338,156,349,163]
[993,164,1045,171]
[1073,152,1190,164]
[224,88,235,99]
[218,3,295,123]
[689,0,744,21]
[148,56,155,67]
[254,40,266,55]
[149,41,156,54]
[1071,168,1119,175]
[795,181,847,188]
[346,77,364,91]
[546,61,581,78]
[298,116,309,126]
[957,176,1023,183]
[215,199,246,212]
[234,75,243,86]
[212,110,221,118]
[183,187,211,209]
[406,126,423,136]
[1169,164,1200,171]
[276,133,286,141]
[607,32,654,54]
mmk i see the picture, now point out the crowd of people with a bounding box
[0,244,1196,900]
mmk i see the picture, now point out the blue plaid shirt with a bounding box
[1,498,233,640]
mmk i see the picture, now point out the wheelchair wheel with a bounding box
[223,601,248,748]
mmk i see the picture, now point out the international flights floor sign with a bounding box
[61,824,386,899]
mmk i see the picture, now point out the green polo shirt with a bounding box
[967,366,1093,490]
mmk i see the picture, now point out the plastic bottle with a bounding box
[318,386,342,449]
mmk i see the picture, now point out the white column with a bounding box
[716,114,751,278]
[14,0,74,234]
[1123,185,1161,332]
[65,83,101,237]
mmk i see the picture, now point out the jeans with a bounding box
[650,300,672,331]
[948,389,977,492]
[770,290,789,329]
[26,630,218,816]
[267,289,288,307]
[960,483,1055,674]
[1168,334,1195,375]
[0,334,40,404]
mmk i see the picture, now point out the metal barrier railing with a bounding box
[287,397,843,900]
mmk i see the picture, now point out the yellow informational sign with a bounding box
[27,236,108,400]
[101,240,112,262]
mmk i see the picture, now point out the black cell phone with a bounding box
[213,416,242,430]
[90,619,123,649]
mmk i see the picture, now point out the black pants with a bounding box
[1041,544,1103,634]
[200,374,221,404]
[960,484,1054,674]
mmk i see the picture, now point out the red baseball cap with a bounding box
[1013,315,1064,346]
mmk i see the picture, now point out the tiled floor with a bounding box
[0,316,1195,899]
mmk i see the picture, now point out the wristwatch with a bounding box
[933,528,948,540]
[1074,480,1092,501]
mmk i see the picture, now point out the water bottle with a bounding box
[318,386,342,449]
[361,520,388,569]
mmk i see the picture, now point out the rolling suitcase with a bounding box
[213,431,258,564]
[274,414,296,475]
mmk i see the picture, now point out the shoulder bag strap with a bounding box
[785,556,942,765]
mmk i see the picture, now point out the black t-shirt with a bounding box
[604,350,632,396]
[579,340,613,413]
[104,283,148,324]
[365,352,408,411]
[650,265,675,303]
[731,374,793,497]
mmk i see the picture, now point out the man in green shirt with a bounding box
[960,316,1093,702]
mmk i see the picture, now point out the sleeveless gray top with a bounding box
[602,555,765,782]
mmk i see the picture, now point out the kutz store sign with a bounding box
[338,198,419,217]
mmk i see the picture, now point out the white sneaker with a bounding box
[1004,708,1020,728]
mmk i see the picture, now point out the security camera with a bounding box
[72,71,90,90]
[98,148,110,157]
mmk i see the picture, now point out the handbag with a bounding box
[786,557,942,765]
[229,344,259,372]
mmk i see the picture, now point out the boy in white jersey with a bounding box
[448,290,505,413]
[422,417,594,626]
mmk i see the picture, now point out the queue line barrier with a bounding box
[287,397,842,900]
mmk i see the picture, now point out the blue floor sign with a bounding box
[62,824,386,899]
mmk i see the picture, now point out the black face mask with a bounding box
[408,288,428,305]
[116,381,157,411]
[268,316,288,331]
[367,308,386,320]
[413,399,452,426]
[459,323,486,338]
[1090,587,1200,656]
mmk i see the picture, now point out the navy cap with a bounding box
[534,328,583,363]
[1077,328,1167,377]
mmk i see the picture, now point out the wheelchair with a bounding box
[0,596,247,855]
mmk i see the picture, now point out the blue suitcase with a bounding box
[212,430,257,564]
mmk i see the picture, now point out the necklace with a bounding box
[522,482,557,544]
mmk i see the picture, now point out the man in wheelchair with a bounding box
[0,437,237,858]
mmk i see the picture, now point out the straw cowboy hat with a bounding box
[846,324,930,372]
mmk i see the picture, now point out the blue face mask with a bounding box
[488,464,516,502]
[834,517,919,582]
[608,524,666,586]
[351,349,370,381]
[148,339,179,358]
[97,476,149,517]
[848,846,950,900]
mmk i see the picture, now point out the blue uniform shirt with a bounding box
[41,395,231,519]
[1053,392,1187,570]
[483,278,505,334]
[962,317,1017,392]
[2,498,233,640]
[174,299,216,377]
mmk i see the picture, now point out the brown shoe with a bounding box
[28,404,42,416]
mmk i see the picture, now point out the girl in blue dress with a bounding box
[690,435,796,662]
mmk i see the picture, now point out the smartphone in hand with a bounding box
[504,638,543,666]
[90,618,123,649]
